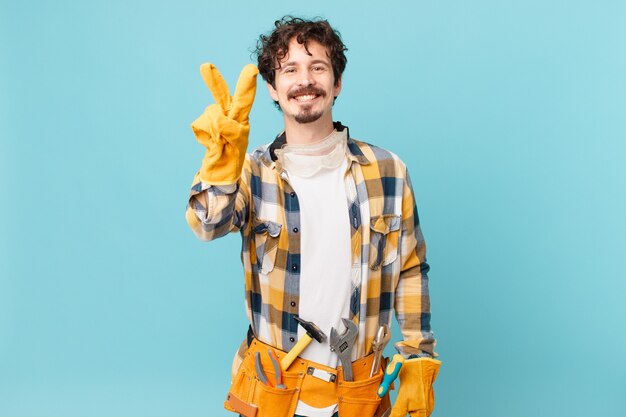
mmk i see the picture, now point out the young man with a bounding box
[186,16,440,417]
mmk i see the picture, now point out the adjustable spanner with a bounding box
[329,318,358,382]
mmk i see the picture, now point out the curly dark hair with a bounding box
[255,16,348,88]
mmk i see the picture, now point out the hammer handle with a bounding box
[280,333,312,371]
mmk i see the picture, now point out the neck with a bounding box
[283,113,335,145]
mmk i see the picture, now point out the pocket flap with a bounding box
[253,218,282,237]
[370,214,401,235]
[252,216,282,275]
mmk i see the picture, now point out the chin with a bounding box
[295,111,324,124]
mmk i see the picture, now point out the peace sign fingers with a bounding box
[229,64,259,123]
[200,63,232,112]
[192,63,257,185]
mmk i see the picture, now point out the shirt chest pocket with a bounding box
[252,217,282,275]
[369,214,401,270]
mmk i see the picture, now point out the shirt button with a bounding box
[292,264,298,271]
[290,192,296,197]
[290,301,296,307]
[292,227,299,233]
[289,337,295,342]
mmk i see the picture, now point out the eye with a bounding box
[312,65,326,72]
[284,67,296,74]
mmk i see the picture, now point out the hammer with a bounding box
[280,316,327,371]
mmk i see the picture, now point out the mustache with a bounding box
[288,87,326,99]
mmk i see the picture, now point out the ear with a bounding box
[333,77,342,98]
[267,82,279,102]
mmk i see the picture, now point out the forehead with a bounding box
[278,38,331,64]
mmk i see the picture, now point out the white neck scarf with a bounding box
[275,129,348,178]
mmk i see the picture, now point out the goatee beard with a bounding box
[294,106,323,124]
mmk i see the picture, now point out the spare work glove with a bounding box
[191,63,258,185]
[390,357,441,417]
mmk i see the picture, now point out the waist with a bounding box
[245,337,378,382]
[226,337,389,416]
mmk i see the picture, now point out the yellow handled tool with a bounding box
[280,317,327,371]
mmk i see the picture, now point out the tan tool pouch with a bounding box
[336,354,390,417]
[224,338,390,417]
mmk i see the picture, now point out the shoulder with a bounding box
[242,143,274,173]
[349,138,408,177]
[249,143,272,162]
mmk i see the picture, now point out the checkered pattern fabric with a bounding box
[186,123,436,363]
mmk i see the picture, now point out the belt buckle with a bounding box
[306,366,337,383]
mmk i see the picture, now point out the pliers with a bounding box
[254,349,286,389]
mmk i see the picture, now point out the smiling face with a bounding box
[267,38,342,125]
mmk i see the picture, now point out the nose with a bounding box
[297,69,315,87]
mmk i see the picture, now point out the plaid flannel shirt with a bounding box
[186,123,436,366]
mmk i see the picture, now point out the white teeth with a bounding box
[294,95,317,101]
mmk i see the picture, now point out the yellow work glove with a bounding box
[191,63,258,185]
[390,357,441,417]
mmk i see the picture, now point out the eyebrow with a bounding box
[282,59,330,67]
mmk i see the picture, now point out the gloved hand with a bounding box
[390,357,441,417]
[191,63,258,185]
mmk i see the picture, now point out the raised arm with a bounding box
[185,64,258,241]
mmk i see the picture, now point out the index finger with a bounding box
[200,63,232,111]
[229,64,259,123]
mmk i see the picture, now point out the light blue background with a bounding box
[1,1,625,416]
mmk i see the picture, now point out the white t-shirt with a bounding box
[286,155,352,417]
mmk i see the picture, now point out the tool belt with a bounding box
[225,338,391,417]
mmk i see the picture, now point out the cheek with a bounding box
[276,84,290,101]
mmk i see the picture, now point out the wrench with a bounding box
[370,323,391,377]
[329,318,358,382]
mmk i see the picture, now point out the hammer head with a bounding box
[294,316,327,343]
